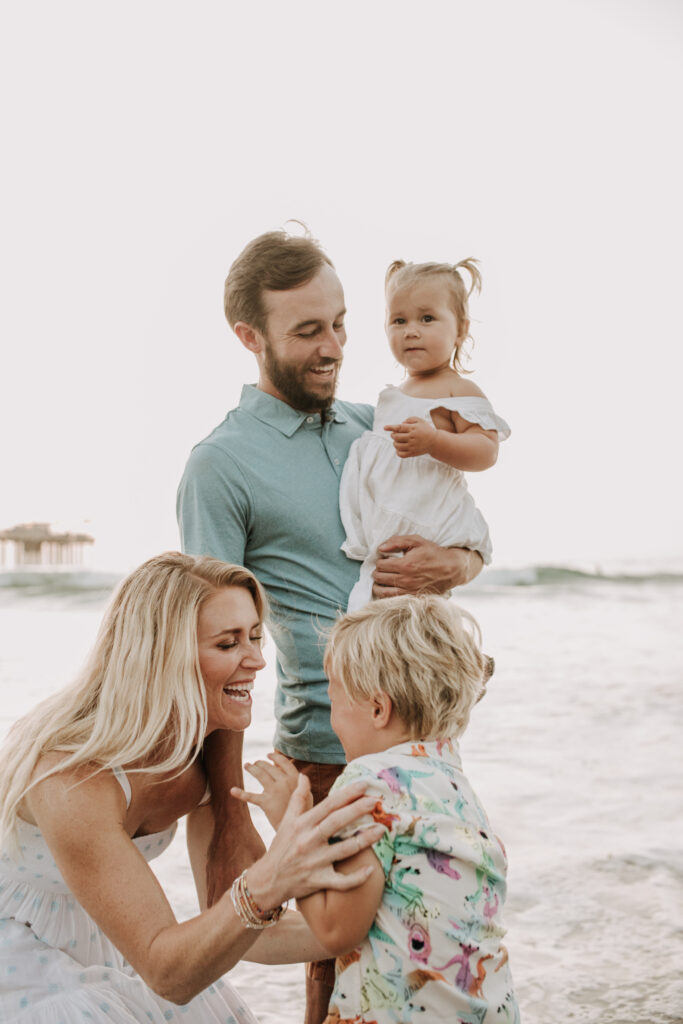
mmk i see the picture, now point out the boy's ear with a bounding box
[234,321,265,355]
[371,692,393,730]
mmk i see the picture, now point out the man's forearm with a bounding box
[203,730,266,905]
[203,729,248,816]
[421,544,483,592]
[447,546,484,588]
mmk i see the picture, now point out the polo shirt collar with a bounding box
[239,384,348,437]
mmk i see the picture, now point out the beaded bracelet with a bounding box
[230,869,287,929]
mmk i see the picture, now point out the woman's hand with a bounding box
[230,751,300,829]
[27,759,369,1007]
[246,774,384,912]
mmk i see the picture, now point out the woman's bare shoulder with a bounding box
[22,756,124,826]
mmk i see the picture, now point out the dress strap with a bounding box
[111,766,132,809]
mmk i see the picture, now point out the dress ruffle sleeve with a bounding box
[393,394,511,441]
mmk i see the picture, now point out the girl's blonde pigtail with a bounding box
[454,258,482,297]
[385,260,407,287]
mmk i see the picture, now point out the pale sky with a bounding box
[1,0,681,572]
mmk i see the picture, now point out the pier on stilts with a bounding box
[0,523,94,569]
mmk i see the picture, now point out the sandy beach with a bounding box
[1,564,682,1022]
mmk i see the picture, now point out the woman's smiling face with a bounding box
[197,586,266,735]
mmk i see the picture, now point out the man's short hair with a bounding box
[224,227,334,335]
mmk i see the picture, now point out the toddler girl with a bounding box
[340,259,510,610]
[233,595,519,1024]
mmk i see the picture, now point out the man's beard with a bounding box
[263,343,339,413]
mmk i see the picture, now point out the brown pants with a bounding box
[290,757,344,1024]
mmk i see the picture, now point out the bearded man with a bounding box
[176,228,482,1024]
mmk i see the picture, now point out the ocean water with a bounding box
[1,562,682,1023]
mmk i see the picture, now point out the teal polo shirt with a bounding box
[177,385,374,763]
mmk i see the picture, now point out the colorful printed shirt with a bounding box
[325,739,519,1024]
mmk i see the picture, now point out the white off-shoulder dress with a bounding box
[340,385,510,611]
[0,769,257,1024]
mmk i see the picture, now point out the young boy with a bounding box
[233,595,519,1023]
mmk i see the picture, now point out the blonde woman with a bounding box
[0,553,383,1022]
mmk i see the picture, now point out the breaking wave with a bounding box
[0,569,123,599]
[1,559,682,600]
[473,562,683,588]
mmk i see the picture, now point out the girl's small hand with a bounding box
[230,752,301,830]
[384,417,436,458]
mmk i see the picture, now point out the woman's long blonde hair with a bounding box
[0,552,266,851]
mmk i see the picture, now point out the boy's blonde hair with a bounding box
[385,258,482,372]
[324,595,488,740]
[0,552,266,852]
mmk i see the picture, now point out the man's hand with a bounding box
[384,417,435,458]
[372,535,483,598]
[231,752,300,830]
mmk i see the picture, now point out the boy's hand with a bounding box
[230,751,301,829]
[384,417,436,458]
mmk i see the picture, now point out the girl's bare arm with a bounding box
[385,416,498,470]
